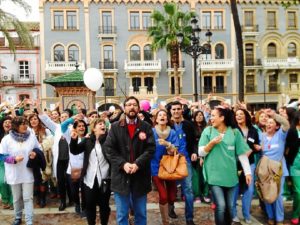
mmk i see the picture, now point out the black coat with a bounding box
[69,133,109,179]
[27,148,46,184]
[181,120,198,157]
[286,128,300,168]
[103,118,155,197]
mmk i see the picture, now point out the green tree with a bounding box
[148,3,195,95]
[0,0,34,53]
[230,0,244,101]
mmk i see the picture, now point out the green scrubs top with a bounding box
[199,126,250,187]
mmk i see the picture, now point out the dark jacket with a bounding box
[103,117,155,197]
[237,125,260,165]
[181,120,198,158]
[69,133,109,179]
[286,128,300,168]
[26,148,46,184]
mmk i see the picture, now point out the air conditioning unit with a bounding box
[2,74,12,81]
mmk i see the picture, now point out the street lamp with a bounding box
[177,17,212,102]
[259,69,266,108]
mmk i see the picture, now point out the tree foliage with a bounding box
[0,0,34,53]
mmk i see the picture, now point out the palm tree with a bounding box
[148,3,195,95]
[230,0,244,102]
[0,0,34,53]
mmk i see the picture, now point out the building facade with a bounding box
[39,0,300,110]
[0,22,40,104]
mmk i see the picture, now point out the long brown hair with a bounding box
[28,114,46,142]
[153,109,173,127]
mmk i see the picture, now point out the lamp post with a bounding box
[177,17,212,103]
[259,69,266,108]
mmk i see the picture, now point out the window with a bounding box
[103,45,113,68]
[204,76,213,93]
[267,43,277,58]
[54,45,65,61]
[130,12,140,30]
[170,76,181,94]
[54,11,64,30]
[142,12,151,29]
[202,12,211,29]
[68,45,79,61]
[287,11,297,29]
[132,77,141,92]
[215,44,224,59]
[215,76,224,93]
[19,61,29,79]
[267,11,276,29]
[245,44,254,66]
[244,11,254,27]
[246,74,255,92]
[214,11,223,29]
[144,77,153,92]
[102,11,113,33]
[269,73,278,92]
[67,11,77,30]
[290,73,298,83]
[104,78,115,96]
[204,44,212,59]
[144,45,153,60]
[130,45,141,60]
[288,42,297,57]
[19,94,30,101]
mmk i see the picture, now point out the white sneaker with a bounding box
[245,219,252,224]
[232,216,240,223]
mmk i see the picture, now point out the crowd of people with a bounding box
[0,96,299,225]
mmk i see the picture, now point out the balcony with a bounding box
[45,61,85,73]
[242,25,259,32]
[288,83,300,93]
[245,59,262,67]
[128,85,157,96]
[198,59,234,70]
[104,88,116,96]
[166,61,185,73]
[262,58,300,69]
[245,85,257,93]
[269,84,280,92]
[203,86,227,94]
[99,61,118,72]
[0,74,35,86]
[98,26,117,39]
[170,87,183,95]
[124,60,161,73]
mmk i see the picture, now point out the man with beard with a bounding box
[104,96,155,225]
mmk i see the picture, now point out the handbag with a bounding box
[71,167,82,181]
[255,155,282,204]
[158,149,188,180]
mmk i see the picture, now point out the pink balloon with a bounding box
[140,100,150,111]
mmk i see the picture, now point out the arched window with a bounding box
[267,43,277,58]
[54,45,65,61]
[288,42,297,57]
[143,45,153,60]
[215,44,224,59]
[130,45,141,61]
[68,45,79,61]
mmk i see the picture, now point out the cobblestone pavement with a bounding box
[0,191,294,225]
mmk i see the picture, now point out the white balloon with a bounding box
[83,68,103,91]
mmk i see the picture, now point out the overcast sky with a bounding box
[0,0,39,21]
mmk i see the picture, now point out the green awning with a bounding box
[44,70,84,87]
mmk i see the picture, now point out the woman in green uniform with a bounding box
[198,106,252,225]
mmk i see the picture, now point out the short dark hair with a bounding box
[123,96,140,108]
[73,119,88,136]
[11,116,28,132]
[170,101,182,108]
[63,108,73,117]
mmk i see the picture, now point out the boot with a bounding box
[59,198,66,211]
[159,204,169,225]
[168,203,177,219]
[39,185,47,208]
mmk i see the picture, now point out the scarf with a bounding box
[155,125,171,140]
[10,130,31,143]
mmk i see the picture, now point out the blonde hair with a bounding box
[90,118,106,135]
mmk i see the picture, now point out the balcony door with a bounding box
[144,77,153,93]
[204,76,213,93]
[103,45,113,69]
[104,78,114,96]
[215,76,224,93]
[132,77,141,92]
[102,11,112,33]
[170,76,181,94]
[245,44,254,66]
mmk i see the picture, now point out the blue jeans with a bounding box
[211,185,235,225]
[114,192,147,225]
[11,183,34,225]
[232,164,256,220]
[180,161,194,221]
